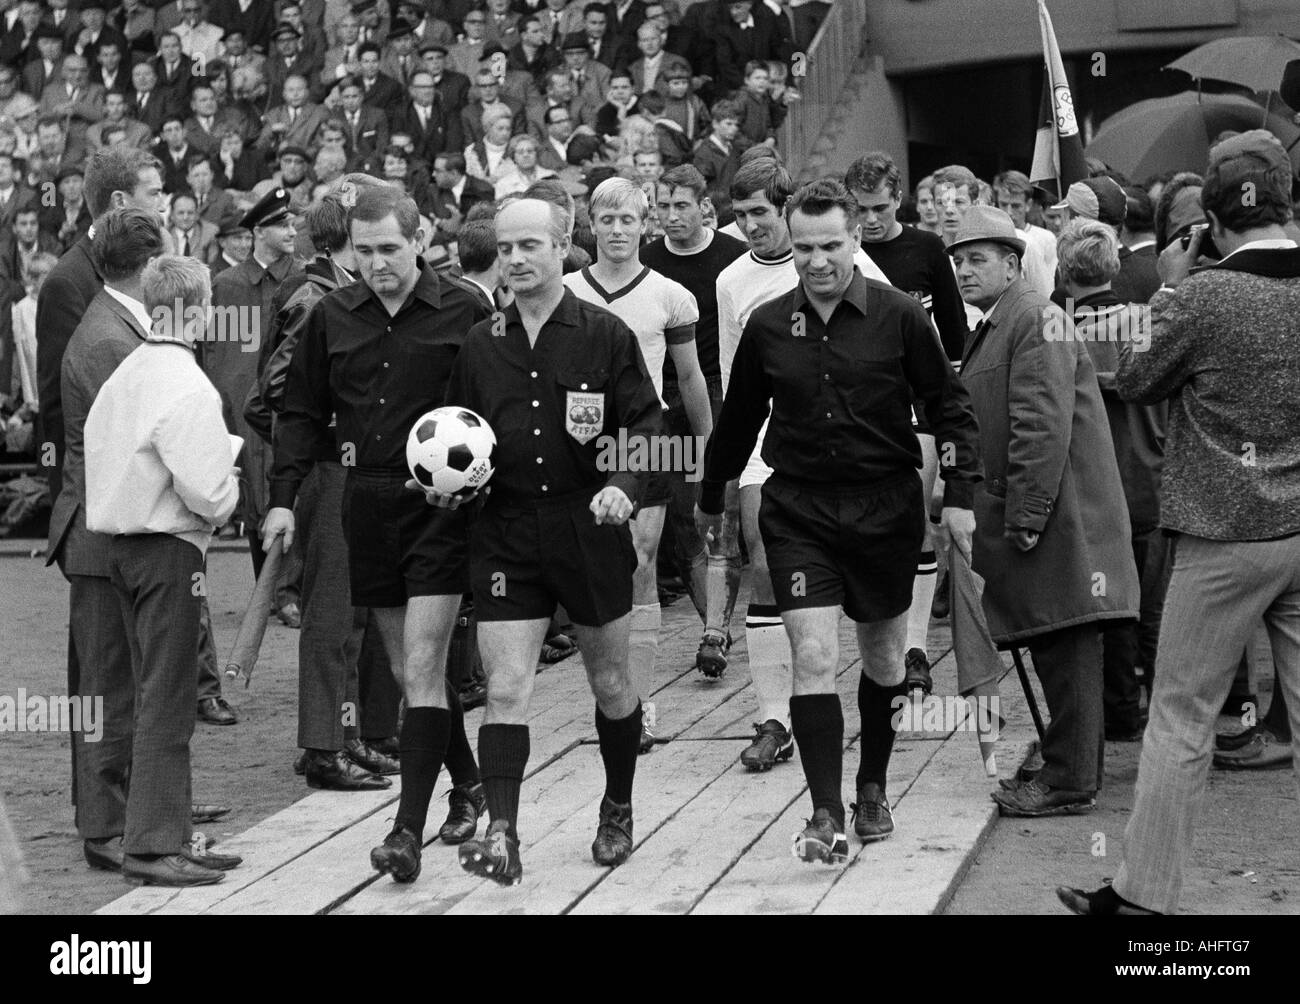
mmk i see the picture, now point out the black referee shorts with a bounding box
[341,469,469,607]
[471,490,636,627]
[758,472,924,623]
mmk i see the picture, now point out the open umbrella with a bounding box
[1085,91,1300,181]
[1166,34,1300,94]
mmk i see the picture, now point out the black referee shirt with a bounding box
[699,269,981,513]
[270,259,492,509]
[445,288,664,508]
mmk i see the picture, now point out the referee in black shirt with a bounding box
[423,197,663,886]
[697,180,982,863]
[265,185,492,884]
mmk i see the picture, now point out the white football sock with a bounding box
[628,602,662,704]
[905,551,937,654]
[746,603,792,728]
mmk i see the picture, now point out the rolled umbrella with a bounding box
[1085,91,1300,182]
[948,546,1005,776]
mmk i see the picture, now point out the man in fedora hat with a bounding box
[949,204,1139,819]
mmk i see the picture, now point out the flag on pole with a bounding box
[1030,0,1088,201]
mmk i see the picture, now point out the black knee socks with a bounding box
[595,702,642,805]
[478,723,530,840]
[789,693,844,829]
[394,706,451,839]
[442,682,480,787]
[857,675,908,793]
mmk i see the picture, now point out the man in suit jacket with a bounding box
[580,4,619,68]
[333,76,389,162]
[266,23,322,110]
[40,165,94,252]
[604,0,647,59]
[185,155,236,226]
[950,206,1139,818]
[210,0,276,53]
[419,42,471,115]
[355,42,406,110]
[169,191,220,262]
[0,154,40,237]
[217,27,266,81]
[628,21,690,95]
[391,70,461,166]
[320,11,364,94]
[482,0,522,50]
[714,0,790,93]
[507,14,557,86]
[20,26,65,99]
[91,37,130,93]
[152,31,195,102]
[447,7,488,78]
[86,92,152,150]
[154,115,197,193]
[0,0,45,68]
[184,81,251,159]
[48,213,160,877]
[70,2,131,67]
[426,150,493,245]
[258,76,331,155]
[379,18,422,89]
[459,69,525,144]
[39,54,106,152]
[560,33,611,110]
[526,69,594,139]
[129,61,185,137]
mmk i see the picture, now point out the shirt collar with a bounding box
[504,286,581,328]
[103,285,154,337]
[1233,238,1298,253]
[981,288,1011,323]
[1126,238,1155,252]
[791,267,870,316]
[338,257,444,311]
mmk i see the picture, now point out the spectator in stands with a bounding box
[186,155,235,225]
[154,115,194,192]
[39,54,105,154]
[420,42,471,117]
[629,21,691,96]
[694,97,743,222]
[355,41,405,109]
[562,31,611,111]
[173,0,225,65]
[507,14,557,86]
[732,60,787,151]
[215,126,266,192]
[381,17,422,89]
[87,90,150,152]
[23,26,66,101]
[461,67,524,145]
[714,0,790,94]
[153,31,195,102]
[659,65,708,146]
[595,71,639,138]
[170,190,218,262]
[494,133,556,199]
[393,69,461,167]
[582,3,619,69]
[1116,185,1159,304]
[259,74,330,156]
[333,77,389,163]
[93,40,128,94]
[636,91,689,169]
[42,166,92,252]
[210,213,251,275]
[34,117,82,188]
[529,68,595,140]
[464,108,515,185]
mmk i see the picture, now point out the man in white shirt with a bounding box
[85,251,241,887]
[564,177,712,753]
[713,158,892,773]
[994,169,1056,299]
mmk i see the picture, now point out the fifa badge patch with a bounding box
[565,391,604,445]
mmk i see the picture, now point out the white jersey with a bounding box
[564,264,699,404]
[716,246,892,392]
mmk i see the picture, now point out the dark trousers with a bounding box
[298,461,400,749]
[1103,527,1172,729]
[197,589,221,701]
[110,533,202,856]
[1025,622,1105,793]
[247,524,303,612]
[68,573,135,841]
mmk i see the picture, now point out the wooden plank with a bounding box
[332,740,612,915]
[95,785,400,916]
[688,737,941,915]
[444,739,740,915]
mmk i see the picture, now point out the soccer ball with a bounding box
[406,407,496,496]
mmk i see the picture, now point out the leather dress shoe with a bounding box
[122,853,224,887]
[293,750,308,775]
[276,602,302,629]
[1215,724,1260,752]
[993,778,1096,817]
[198,697,238,725]
[84,836,124,872]
[1057,883,1160,915]
[344,738,400,775]
[1213,731,1292,770]
[368,736,400,759]
[180,845,243,871]
[439,782,486,844]
[191,803,231,824]
[305,749,391,790]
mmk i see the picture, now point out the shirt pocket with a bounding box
[557,369,610,446]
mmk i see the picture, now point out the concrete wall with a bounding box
[869,0,1300,76]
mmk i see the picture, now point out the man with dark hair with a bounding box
[845,150,968,695]
[392,69,461,167]
[698,178,981,861]
[356,40,406,109]
[709,162,893,777]
[641,164,747,676]
[266,184,493,883]
[993,169,1057,299]
[1114,185,1160,305]
[693,97,742,221]
[451,218,500,309]
[429,151,494,245]
[1062,131,1300,916]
